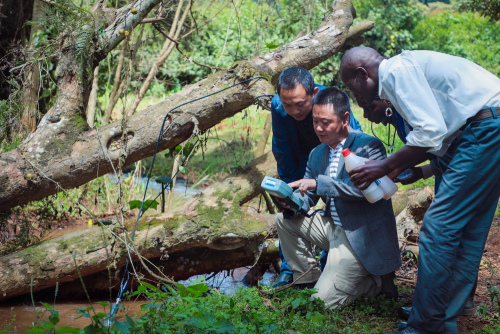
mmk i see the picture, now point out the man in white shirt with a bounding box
[340,47,500,334]
[275,87,400,309]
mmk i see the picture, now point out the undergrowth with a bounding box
[19,279,402,334]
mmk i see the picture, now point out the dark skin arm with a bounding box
[349,145,429,190]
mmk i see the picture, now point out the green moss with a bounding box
[136,216,182,232]
[56,240,69,251]
[216,189,234,201]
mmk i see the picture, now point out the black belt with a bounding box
[465,107,499,126]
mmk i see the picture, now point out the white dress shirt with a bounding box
[378,50,500,156]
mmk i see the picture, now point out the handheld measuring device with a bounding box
[261,176,304,212]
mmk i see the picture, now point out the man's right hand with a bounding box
[393,166,423,185]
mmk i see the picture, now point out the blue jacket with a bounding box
[271,84,362,183]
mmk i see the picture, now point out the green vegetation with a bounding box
[22,279,402,333]
[414,10,500,76]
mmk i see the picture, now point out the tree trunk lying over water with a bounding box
[0,152,279,302]
[0,0,373,212]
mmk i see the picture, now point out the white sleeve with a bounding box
[384,65,448,154]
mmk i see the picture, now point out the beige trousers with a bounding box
[276,212,381,309]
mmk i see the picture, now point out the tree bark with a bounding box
[102,38,128,125]
[0,151,279,302]
[20,0,48,135]
[0,0,372,213]
[86,66,100,128]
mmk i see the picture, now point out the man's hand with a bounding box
[393,167,423,185]
[288,179,316,196]
[349,160,390,191]
[349,146,430,190]
[273,197,291,211]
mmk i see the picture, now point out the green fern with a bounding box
[75,26,95,85]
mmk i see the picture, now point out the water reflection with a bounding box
[0,267,275,332]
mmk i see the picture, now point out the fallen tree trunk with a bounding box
[0,0,373,212]
[396,187,434,244]
[35,240,279,300]
[0,152,279,302]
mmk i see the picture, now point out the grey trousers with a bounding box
[276,212,381,309]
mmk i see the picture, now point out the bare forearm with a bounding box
[384,146,430,179]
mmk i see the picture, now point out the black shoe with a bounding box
[461,296,476,316]
[380,272,398,300]
[271,272,293,288]
[398,306,411,320]
[399,298,476,320]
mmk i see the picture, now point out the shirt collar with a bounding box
[329,138,346,151]
[378,59,388,98]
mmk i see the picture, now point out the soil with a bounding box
[396,215,500,333]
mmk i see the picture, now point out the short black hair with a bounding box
[277,68,315,96]
[312,87,350,119]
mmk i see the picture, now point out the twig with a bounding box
[72,251,98,318]
[213,1,236,71]
[399,239,419,246]
[152,23,222,71]
[396,277,417,284]
[30,276,39,322]
[140,17,167,24]
[273,251,327,293]
[262,192,276,214]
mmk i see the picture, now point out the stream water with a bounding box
[0,268,274,332]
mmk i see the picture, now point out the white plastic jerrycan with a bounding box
[342,149,397,202]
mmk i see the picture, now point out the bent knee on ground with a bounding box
[311,273,380,310]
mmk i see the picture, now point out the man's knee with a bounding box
[311,273,380,310]
[311,284,356,310]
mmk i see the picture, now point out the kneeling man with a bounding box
[276,87,401,309]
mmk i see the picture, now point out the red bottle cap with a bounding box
[342,149,351,157]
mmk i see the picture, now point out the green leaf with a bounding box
[128,200,159,211]
[125,314,136,329]
[55,326,81,334]
[144,200,159,210]
[291,297,305,310]
[49,309,60,325]
[138,281,162,293]
[40,302,52,310]
[265,41,281,49]
[128,200,142,210]
[84,324,96,334]
[96,301,110,308]
[114,320,131,334]
[178,166,186,174]
[155,176,172,185]
[176,278,209,297]
[25,328,46,334]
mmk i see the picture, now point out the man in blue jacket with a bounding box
[270,67,361,287]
